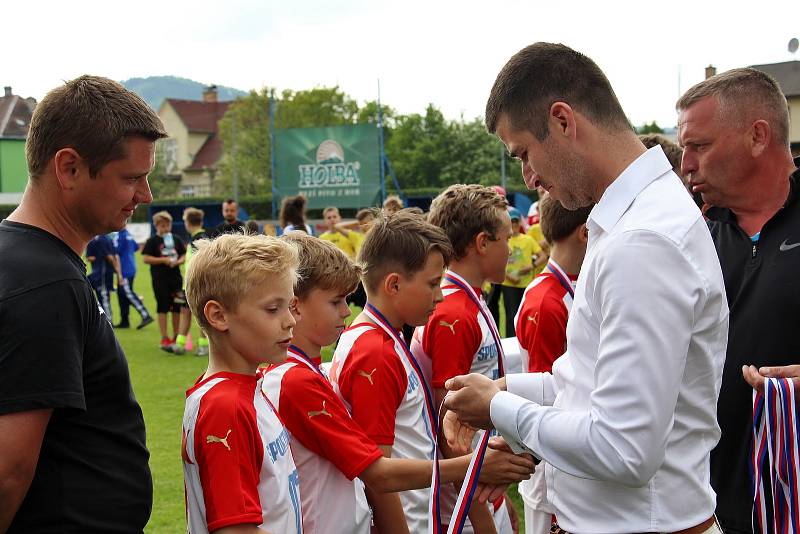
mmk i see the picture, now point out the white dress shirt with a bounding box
[490,147,729,534]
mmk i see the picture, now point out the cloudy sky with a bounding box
[6,0,799,128]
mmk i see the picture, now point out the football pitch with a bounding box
[114,255,524,532]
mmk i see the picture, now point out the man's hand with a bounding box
[478,439,534,485]
[443,373,500,430]
[743,364,800,393]
[442,410,476,456]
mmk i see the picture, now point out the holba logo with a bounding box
[298,139,361,188]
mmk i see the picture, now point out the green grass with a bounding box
[114,255,524,532]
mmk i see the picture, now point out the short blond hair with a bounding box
[182,207,204,227]
[152,210,172,224]
[427,184,508,260]
[185,234,299,331]
[323,206,340,216]
[282,232,361,298]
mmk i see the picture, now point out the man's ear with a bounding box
[53,148,85,190]
[204,300,229,332]
[749,119,771,158]
[549,101,577,141]
[383,272,401,296]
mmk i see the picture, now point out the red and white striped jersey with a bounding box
[262,358,383,534]
[411,282,502,386]
[182,372,303,534]
[330,323,455,533]
[513,261,577,373]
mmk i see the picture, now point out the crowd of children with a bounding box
[166,183,580,534]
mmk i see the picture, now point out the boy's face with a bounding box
[395,250,446,327]
[155,219,171,235]
[324,210,341,230]
[225,274,296,365]
[295,287,352,349]
[358,214,375,233]
[486,209,513,284]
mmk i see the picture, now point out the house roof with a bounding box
[164,98,231,133]
[0,94,34,138]
[750,61,800,97]
[186,133,223,171]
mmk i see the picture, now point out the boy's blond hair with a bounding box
[323,206,340,216]
[182,207,204,227]
[359,209,453,293]
[382,195,403,213]
[427,184,508,260]
[282,233,361,298]
[185,234,299,331]
[152,210,172,224]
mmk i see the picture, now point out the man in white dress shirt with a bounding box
[443,43,729,534]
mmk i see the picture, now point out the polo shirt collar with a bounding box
[588,146,672,234]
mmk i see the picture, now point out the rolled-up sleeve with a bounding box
[490,230,702,487]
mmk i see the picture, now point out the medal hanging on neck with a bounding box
[751,377,800,533]
[365,303,490,533]
[545,260,575,299]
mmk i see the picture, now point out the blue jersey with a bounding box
[113,229,138,279]
[86,235,115,289]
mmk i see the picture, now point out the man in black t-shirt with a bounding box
[142,210,187,352]
[0,76,165,532]
[212,197,245,236]
[678,68,799,533]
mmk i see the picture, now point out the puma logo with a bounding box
[206,429,232,451]
[308,401,333,419]
[527,313,539,325]
[440,319,459,334]
[358,368,377,385]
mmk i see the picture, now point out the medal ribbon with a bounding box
[751,377,800,533]
[287,344,327,380]
[545,260,575,299]
[363,303,444,533]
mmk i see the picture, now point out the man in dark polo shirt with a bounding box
[0,76,166,532]
[678,68,799,533]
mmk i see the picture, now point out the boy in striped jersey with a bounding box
[263,233,534,534]
[181,234,303,534]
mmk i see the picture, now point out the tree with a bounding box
[636,121,664,134]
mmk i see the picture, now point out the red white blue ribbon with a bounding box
[545,260,575,299]
[443,271,505,378]
[287,344,327,380]
[751,377,800,533]
[363,303,444,533]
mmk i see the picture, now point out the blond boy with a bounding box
[182,234,303,533]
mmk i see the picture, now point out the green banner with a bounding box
[273,124,382,210]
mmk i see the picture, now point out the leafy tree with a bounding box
[636,121,664,134]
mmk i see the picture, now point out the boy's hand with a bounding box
[442,410,475,456]
[478,439,534,485]
[473,483,507,504]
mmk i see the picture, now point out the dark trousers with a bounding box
[500,285,525,337]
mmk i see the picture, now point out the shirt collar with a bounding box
[588,146,672,234]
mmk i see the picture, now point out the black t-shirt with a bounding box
[706,160,800,532]
[142,233,185,283]
[0,220,151,532]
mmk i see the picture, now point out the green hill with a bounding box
[121,76,248,109]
